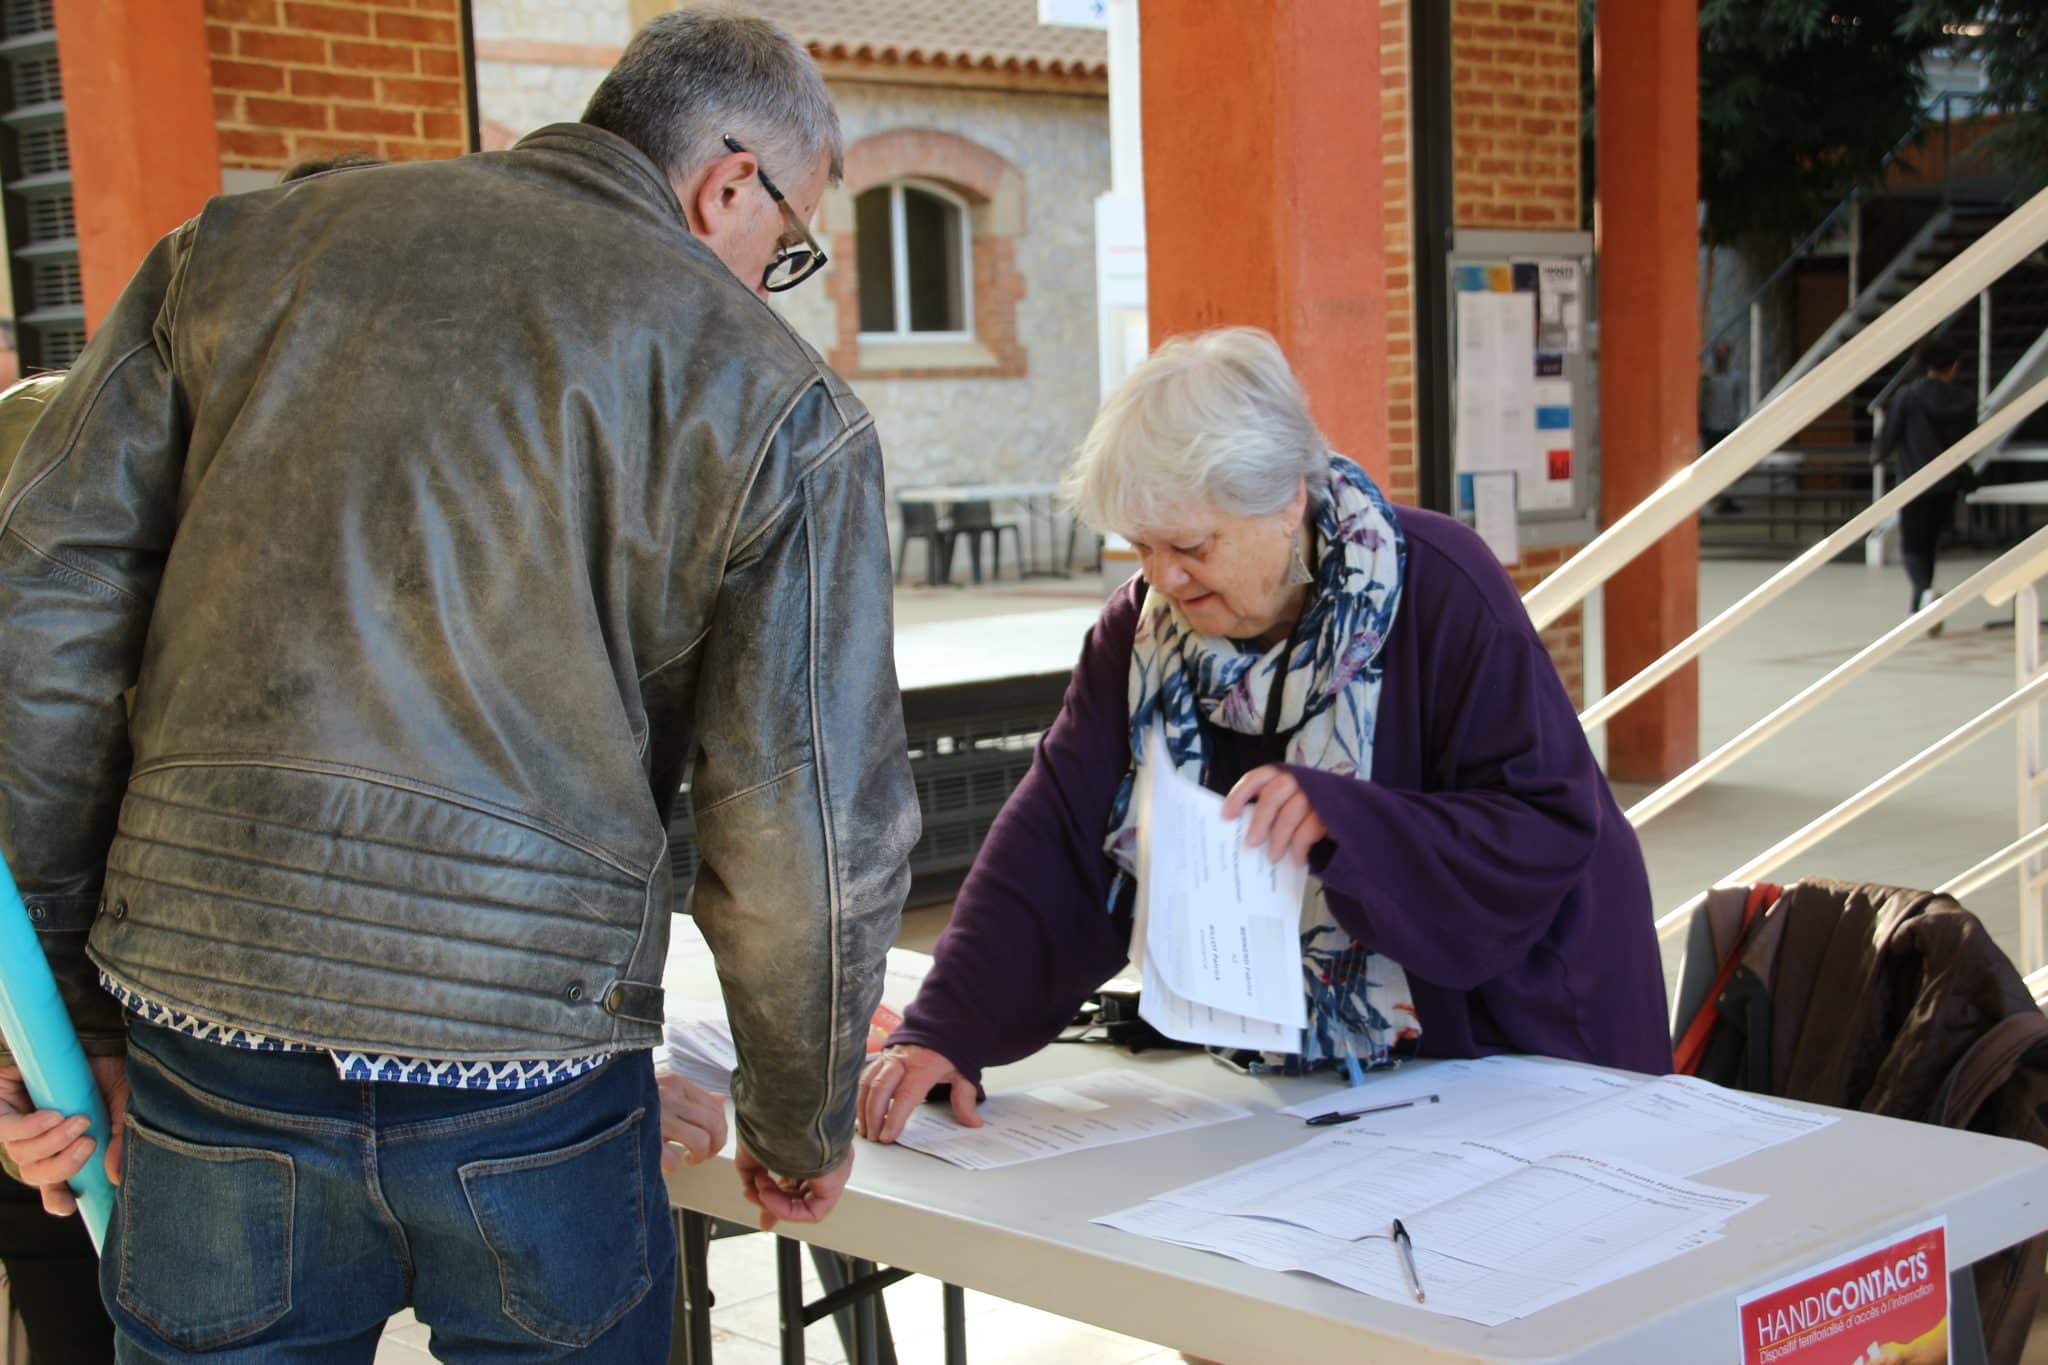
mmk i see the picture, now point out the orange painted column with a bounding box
[1138,1,1388,487]
[1596,3,1699,783]
[53,0,221,333]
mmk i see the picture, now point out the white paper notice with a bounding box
[1397,1150,1760,1282]
[895,1070,1250,1170]
[1131,727,1306,1049]
[1536,258,1583,355]
[1157,1131,1525,1241]
[1453,289,1544,513]
[1097,1195,1728,1328]
[1097,1199,1576,1327]
[1280,1059,1832,1177]
[1281,1055,1631,1134]
[1471,471,1519,565]
[1489,1074,1838,1176]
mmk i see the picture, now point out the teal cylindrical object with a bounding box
[0,851,113,1251]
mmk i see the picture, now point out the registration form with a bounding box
[895,1070,1252,1171]
[1131,726,1306,1049]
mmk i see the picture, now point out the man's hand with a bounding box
[0,1056,128,1216]
[734,1146,853,1231]
[655,1066,728,1172]
[1222,765,1329,867]
[856,1044,980,1145]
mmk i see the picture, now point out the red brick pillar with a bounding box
[1595,2,1700,781]
[53,0,221,331]
[1137,1,1389,487]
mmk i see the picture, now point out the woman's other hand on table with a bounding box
[856,1045,979,1144]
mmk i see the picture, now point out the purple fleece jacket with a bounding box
[891,506,1673,1080]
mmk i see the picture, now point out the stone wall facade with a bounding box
[471,0,628,146]
[775,83,1109,498]
[471,19,1113,512]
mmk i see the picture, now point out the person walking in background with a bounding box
[1880,338,1978,621]
[1703,339,1748,514]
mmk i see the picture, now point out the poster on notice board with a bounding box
[1450,259,1579,514]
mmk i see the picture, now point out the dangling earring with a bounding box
[1286,530,1313,587]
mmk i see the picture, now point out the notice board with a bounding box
[1446,229,1597,547]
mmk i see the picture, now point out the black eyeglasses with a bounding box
[722,135,828,292]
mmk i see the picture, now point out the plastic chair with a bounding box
[947,500,1023,583]
[895,501,957,585]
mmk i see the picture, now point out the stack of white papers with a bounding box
[663,1017,739,1095]
[1130,727,1307,1050]
[1098,1057,1839,1325]
[1282,1057,1839,1177]
[1100,1136,1757,1326]
[897,1070,1250,1170]
[1101,1144,1743,1326]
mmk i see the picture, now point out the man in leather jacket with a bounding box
[0,11,915,1359]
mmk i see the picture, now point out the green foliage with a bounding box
[1696,0,1937,246]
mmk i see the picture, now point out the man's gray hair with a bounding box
[1064,327,1332,533]
[582,6,843,189]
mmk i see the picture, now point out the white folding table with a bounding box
[660,949,2048,1364]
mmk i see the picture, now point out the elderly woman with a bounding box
[859,328,1669,1142]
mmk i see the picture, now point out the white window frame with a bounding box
[857,178,975,343]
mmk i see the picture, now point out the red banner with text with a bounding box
[1738,1218,1949,1364]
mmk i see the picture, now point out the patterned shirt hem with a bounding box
[100,973,611,1092]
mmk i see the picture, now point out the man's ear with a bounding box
[691,150,754,238]
[684,152,757,242]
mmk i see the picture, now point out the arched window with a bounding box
[855,180,972,339]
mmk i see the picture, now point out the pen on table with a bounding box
[1391,1219,1426,1303]
[1303,1093,1441,1127]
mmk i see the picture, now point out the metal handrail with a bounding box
[1525,183,2048,633]
[1627,527,2048,827]
[1758,209,1956,411]
[1583,376,2048,735]
[1657,669,2048,940]
[1939,822,2048,901]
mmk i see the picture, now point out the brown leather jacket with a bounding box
[0,127,917,1177]
[1694,879,2048,1364]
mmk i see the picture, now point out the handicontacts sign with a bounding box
[1737,1218,1949,1364]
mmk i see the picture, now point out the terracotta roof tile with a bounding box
[705,0,1108,77]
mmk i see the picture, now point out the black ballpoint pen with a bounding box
[1392,1219,1426,1303]
[1303,1093,1441,1127]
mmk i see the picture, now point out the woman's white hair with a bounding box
[1063,327,1332,533]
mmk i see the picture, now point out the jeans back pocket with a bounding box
[115,1117,295,1352]
[459,1106,653,1348]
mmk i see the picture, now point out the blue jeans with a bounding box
[105,1019,676,1363]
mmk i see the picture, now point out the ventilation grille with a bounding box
[41,324,83,367]
[11,53,59,105]
[4,0,53,41]
[20,123,67,176]
[25,192,72,243]
[30,257,78,308]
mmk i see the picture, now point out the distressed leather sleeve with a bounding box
[688,391,917,1178]
[0,225,194,1059]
